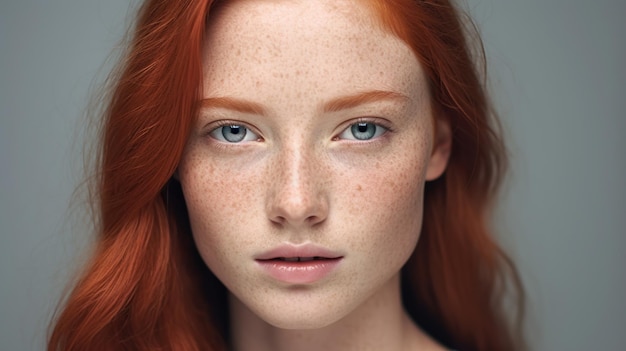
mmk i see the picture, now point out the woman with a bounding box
[48,0,525,350]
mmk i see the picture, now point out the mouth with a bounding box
[254,243,343,262]
[261,256,340,262]
[256,255,343,284]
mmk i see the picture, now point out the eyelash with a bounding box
[333,117,393,142]
[206,120,263,143]
[204,117,393,144]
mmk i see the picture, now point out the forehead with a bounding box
[202,0,425,103]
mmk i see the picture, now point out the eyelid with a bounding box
[333,117,392,141]
[206,120,264,143]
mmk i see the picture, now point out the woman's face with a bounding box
[178,0,449,329]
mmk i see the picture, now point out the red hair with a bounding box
[49,0,525,350]
[367,1,526,350]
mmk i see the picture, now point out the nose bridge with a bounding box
[267,136,328,227]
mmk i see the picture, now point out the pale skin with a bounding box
[178,0,452,350]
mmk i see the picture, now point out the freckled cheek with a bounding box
[180,158,265,256]
[338,159,427,257]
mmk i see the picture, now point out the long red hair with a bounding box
[49,0,525,350]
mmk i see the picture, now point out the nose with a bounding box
[266,144,329,228]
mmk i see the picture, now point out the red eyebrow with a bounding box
[200,97,268,116]
[200,90,408,115]
[322,90,409,113]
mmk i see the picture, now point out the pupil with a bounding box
[351,122,376,140]
[222,125,247,142]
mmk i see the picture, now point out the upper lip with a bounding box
[255,243,343,261]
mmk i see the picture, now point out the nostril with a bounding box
[266,185,329,227]
[271,215,286,225]
[305,215,325,226]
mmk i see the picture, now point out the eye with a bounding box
[209,124,260,143]
[338,122,387,141]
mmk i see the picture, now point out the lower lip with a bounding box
[256,258,342,284]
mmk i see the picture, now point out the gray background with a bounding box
[1,0,624,350]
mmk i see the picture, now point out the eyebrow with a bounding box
[200,90,408,115]
[200,96,268,116]
[322,90,409,113]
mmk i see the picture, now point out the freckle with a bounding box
[356,184,362,191]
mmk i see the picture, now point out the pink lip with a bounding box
[255,243,343,284]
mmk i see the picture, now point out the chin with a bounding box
[234,287,359,330]
[257,306,345,330]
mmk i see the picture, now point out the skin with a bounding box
[178,0,451,350]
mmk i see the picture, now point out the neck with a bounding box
[228,274,442,351]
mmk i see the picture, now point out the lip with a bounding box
[255,243,343,284]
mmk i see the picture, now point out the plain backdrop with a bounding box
[1,0,624,350]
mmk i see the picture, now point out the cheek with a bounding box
[180,148,266,220]
[339,150,429,263]
[178,154,263,268]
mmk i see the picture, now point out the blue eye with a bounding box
[338,122,387,141]
[209,124,259,143]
